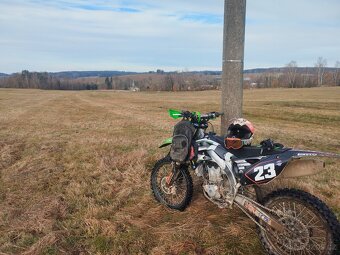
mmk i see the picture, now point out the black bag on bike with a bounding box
[170,120,195,163]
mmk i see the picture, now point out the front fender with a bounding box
[159,137,172,148]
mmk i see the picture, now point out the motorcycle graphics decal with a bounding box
[240,149,340,186]
[242,157,288,185]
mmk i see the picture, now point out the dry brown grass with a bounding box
[0,87,339,254]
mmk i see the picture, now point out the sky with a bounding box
[0,0,339,73]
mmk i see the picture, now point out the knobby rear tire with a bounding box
[258,188,340,255]
[150,156,193,211]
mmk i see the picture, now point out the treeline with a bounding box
[102,73,220,91]
[0,58,339,91]
[245,58,340,89]
[0,70,98,90]
[0,71,220,91]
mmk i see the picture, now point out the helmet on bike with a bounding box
[225,118,254,149]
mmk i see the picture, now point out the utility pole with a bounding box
[221,0,247,133]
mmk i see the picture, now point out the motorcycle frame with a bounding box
[195,137,288,233]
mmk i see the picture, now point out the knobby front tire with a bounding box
[150,156,193,211]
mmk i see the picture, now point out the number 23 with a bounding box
[254,163,276,182]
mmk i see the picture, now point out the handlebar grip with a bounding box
[181,111,191,118]
[209,112,223,118]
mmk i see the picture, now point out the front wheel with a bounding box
[150,156,193,211]
[258,188,340,255]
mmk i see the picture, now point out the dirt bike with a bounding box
[150,109,340,255]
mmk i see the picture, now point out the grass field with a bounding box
[0,87,339,254]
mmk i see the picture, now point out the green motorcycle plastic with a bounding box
[159,137,172,148]
[168,109,182,119]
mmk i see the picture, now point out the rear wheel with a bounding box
[258,188,340,255]
[150,156,193,211]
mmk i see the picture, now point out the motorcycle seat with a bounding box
[229,146,291,159]
[208,134,290,158]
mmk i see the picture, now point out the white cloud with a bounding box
[0,0,339,73]
[245,0,340,68]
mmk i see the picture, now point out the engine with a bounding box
[199,162,232,203]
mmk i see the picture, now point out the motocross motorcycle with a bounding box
[150,109,340,255]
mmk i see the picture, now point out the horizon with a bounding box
[2,65,340,76]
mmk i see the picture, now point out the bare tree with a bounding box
[315,57,327,86]
[302,67,309,87]
[332,61,340,86]
[285,61,298,88]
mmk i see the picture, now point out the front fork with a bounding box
[166,162,182,186]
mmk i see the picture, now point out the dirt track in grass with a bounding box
[0,87,339,254]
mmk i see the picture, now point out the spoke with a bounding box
[305,244,317,255]
[282,201,286,214]
[309,238,323,253]
[306,224,324,229]
[288,200,292,214]
[310,236,327,241]
[295,205,306,218]
[305,215,317,226]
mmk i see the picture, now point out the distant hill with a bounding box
[50,71,138,78]
[2,67,339,80]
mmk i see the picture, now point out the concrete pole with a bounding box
[221,0,246,134]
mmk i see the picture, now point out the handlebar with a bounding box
[201,111,224,120]
[181,110,223,123]
[168,109,223,124]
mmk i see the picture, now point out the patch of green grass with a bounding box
[0,180,6,202]
[92,235,113,254]
[41,245,58,255]
[18,233,39,248]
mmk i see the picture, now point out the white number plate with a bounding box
[253,163,277,182]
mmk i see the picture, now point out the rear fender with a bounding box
[278,158,325,178]
[278,150,340,179]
